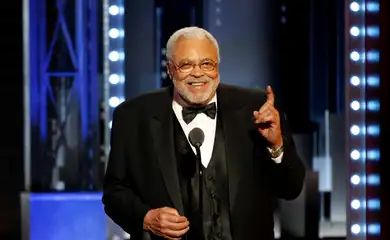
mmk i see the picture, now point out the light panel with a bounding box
[346,1,381,239]
[103,0,125,153]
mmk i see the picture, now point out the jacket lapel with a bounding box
[217,85,253,211]
[150,88,184,215]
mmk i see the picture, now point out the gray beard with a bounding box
[172,77,218,105]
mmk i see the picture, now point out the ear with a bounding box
[166,63,173,80]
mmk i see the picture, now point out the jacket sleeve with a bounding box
[102,106,151,234]
[270,112,307,200]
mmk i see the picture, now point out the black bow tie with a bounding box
[182,102,217,124]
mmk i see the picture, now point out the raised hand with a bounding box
[253,86,283,149]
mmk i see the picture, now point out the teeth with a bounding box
[190,83,204,86]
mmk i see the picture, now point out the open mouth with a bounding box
[188,82,206,86]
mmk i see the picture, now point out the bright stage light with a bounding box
[350,175,360,185]
[350,125,360,135]
[350,2,360,12]
[108,51,120,61]
[350,76,360,86]
[350,26,360,36]
[351,224,361,235]
[350,150,360,160]
[350,51,360,61]
[109,28,120,38]
[350,100,360,110]
[109,5,120,16]
[351,199,361,209]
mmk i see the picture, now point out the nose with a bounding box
[190,65,205,78]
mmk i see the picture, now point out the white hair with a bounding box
[166,26,220,62]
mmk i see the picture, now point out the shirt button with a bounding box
[211,193,217,198]
[218,233,223,238]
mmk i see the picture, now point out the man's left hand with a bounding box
[253,86,283,150]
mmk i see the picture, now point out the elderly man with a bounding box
[102,26,305,240]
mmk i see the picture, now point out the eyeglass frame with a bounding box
[167,58,218,73]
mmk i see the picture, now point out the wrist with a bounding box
[268,143,284,158]
[269,137,283,150]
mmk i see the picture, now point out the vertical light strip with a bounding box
[347,0,367,239]
[347,1,381,239]
[23,0,31,191]
[103,0,125,159]
[363,0,381,238]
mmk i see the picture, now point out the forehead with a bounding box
[171,38,218,62]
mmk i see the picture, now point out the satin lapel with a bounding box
[150,90,184,215]
[217,85,253,211]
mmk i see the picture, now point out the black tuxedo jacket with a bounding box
[102,84,306,240]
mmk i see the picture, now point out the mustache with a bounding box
[182,77,213,84]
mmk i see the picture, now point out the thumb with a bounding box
[266,85,275,106]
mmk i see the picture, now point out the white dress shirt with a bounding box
[172,94,283,168]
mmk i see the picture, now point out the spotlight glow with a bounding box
[350,76,360,86]
[350,26,360,36]
[351,175,360,185]
[350,100,360,110]
[109,51,120,61]
[350,150,360,160]
[109,28,120,38]
[109,74,120,84]
[351,199,361,209]
[350,51,360,61]
[351,224,361,234]
[350,125,360,135]
[109,5,119,15]
[350,2,360,12]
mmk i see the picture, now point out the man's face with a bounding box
[167,38,219,105]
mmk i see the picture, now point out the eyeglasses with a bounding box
[169,59,218,73]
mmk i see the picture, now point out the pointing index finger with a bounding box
[266,85,275,106]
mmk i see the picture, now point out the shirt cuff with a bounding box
[267,147,283,164]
